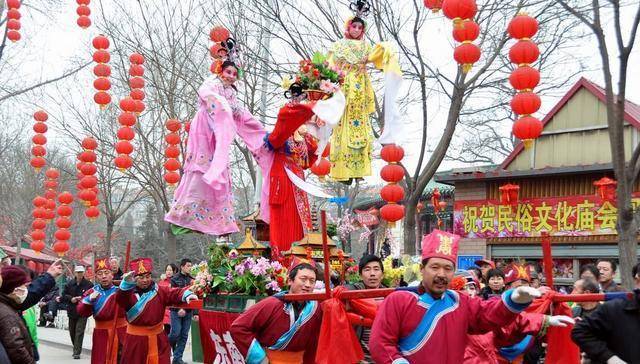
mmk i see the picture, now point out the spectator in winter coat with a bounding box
[0,266,36,364]
[572,278,601,320]
[572,263,640,364]
[158,263,178,334]
[596,259,625,293]
[480,269,506,300]
[61,265,93,359]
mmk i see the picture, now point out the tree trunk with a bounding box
[105,221,114,256]
[403,202,417,255]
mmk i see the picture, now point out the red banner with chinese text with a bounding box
[453,194,640,238]
[198,310,243,364]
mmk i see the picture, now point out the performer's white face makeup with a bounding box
[96,269,114,288]
[348,21,364,39]
[220,65,238,85]
[421,257,454,298]
[288,268,316,294]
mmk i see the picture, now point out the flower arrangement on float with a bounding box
[281,51,345,100]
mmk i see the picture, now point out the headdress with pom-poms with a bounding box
[345,0,371,39]
[209,26,243,77]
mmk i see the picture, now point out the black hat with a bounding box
[358,254,383,274]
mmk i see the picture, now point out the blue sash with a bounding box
[499,335,533,361]
[126,283,158,322]
[398,290,459,355]
[93,285,116,316]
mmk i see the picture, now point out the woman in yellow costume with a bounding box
[329,0,404,183]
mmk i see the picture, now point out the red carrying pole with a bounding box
[123,240,131,272]
[541,232,554,288]
[320,210,332,299]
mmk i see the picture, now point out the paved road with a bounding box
[38,342,90,364]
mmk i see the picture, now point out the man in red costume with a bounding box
[369,230,543,364]
[116,258,198,364]
[229,258,323,363]
[77,257,127,364]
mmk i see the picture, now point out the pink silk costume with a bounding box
[165,76,273,235]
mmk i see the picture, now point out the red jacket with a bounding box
[157,278,172,324]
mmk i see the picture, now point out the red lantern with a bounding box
[380,144,405,163]
[380,204,405,225]
[129,53,145,65]
[79,150,97,163]
[129,64,144,77]
[452,20,480,42]
[508,14,538,40]
[77,16,91,28]
[165,132,181,145]
[92,35,109,49]
[130,89,146,101]
[164,172,181,185]
[512,116,543,149]
[381,184,405,203]
[93,64,111,77]
[93,77,111,91]
[210,26,230,42]
[32,219,47,230]
[44,180,58,190]
[442,0,477,25]
[76,5,90,16]
[118,112,137,127]
[80,163,97,176]
[54,229,71,241]
[310,158,331,180]
[44,190,56,200]
[85,207,100,220]
[499,183,520,205]
[56,217,72,229]
[94,92,111,108]
[58,192,74,205]
[164,158,181,171]
[431,187,442,210]
[509,66,540,91]
[32,208,46,219]
[89,199,99,207]
[134,100,145,114]
[32,134,47,145]
[509,40,540,65]
[80,176,98,189]
[129,77,145,89]
[31,145,46,157]
[117,127,135,141]
[81,137,98,150]
[114,154,133,170]
[77,0,90,5]
[31,230,46,241]
[510,92,541,116]
[119,97,136,112]
[7,30,20,42]
[6,19,20,31]
[165,145,180,158]
[165,119,181,132]
[34,110,48,122]
[33,122,47,133]
[423,0,443,12]
[380,164,405,183]
[7,9,20,19]
[593,177,617,201]
[44,199,56,211]
[33,196,47,207]
[78,189,97,202]
[115,140,134,155]
[454,42,481,73]
[53,241,70,256]
[7,0,21,9]
[30,240,45,254]
[45,168,60,179]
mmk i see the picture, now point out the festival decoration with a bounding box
[499,183,520,206]
[423,0,443,13]
[43,168,59,222]
[379,144,405,227]
[289,52,345,100]
[53,191,73,256]
[508,13,543,148]
[593,177,617,202]
[310,158,331,181]
[92,35,111,109]
[442,0,478,27]
[444,1,481,73]
[76,0,91,29]
[114,97,137,171]
[6,0,21,42]
[163,119,182,185]
[208,25,239,75]
[30,110,49,171]
[78,138,99,210]
[128,53,145,115]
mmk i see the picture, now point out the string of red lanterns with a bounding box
[6,0,21,42]
[115,97,136,171]
[53,192,73,256]
[164,119,182,185]
[128,53,146,115]
[379,144,406,227]
[30,110,48,171]
[78,138,101,221]
[310,144,331,181]
[43,168,59,223]
[508,13,543,149]
[440,0,481,73]
[30,194,47,254]
[423,0,443,13]
[76,0,91,29]
[92,35,112,109]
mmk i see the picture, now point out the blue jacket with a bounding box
[19,273,57,311]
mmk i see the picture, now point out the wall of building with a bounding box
[454,181,489,256]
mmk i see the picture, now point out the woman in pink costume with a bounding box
[165,60,272,236]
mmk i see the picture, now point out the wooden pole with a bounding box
[320,211,331,299]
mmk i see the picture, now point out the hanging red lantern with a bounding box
[507,13,538,40]
[77,16,91,28]
[93,64,111,77]
[53,241,70,256]
[30,157,45,170]
[118,112,137,127]
[32,219,47,230]
[79,150,97,163]
[510,92,541,116]
[92,35,111,109]
[94,92,111,108]
[54,229,71,241]
[164,158,181,171]
[452,20,480,42]
[165,119,181,132]
[7,9,20,20]
[76,5,90,16]
[117,127,135,141]
[210,26,230,42]
[92,35,109,49]
[78,189,97,202]
[512,116,543,149]
[380,144,405,163]
[80,176,98,189]
[115,141,134,155]
[119,97,136,112]
[81,137,98,150]
[85,207,100,220]
[380,184,405,203]
[164,172,181,185]
[509,66,540,91]
[34,110,48,122]
[442,0,477,26]
[45,168,59,179]
[80,163,97,176]
[55,217,72,229]
[380,164,404,183]
[58,192,74,205]
[32,208,46,219]
[93,78,111,91]
[33,196,47,207]
[129,77,145,89]
[7,31,20,42]
[30,240,45,254]
[33,122,47,134]
[454,42,481,73]
[431,188,442,210]
[31,145,46,157]
[380,204,405,226]
[509,40,540,65]
[114,154,133,170]
[130,89,146,101]
[593,177,617,201]
[165,145,180,159]
[129,65,144,77]
[310,158,331,181]
[423,0,443,12]
[31,230,46,241]
[6,19,20,30]
[165,132,181,145]
[129,53,145,65]
[7,0,21,9]
[32,134,47,145]
[5,2,21,43]
[499,183,520,205]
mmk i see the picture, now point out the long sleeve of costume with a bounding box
[229,298,271,357]
[158,284,192,307]
[19,273,56,311]
[267,104,315,149]
[76,288,95,318]
[493,312,547,348]
[369,294,408,364]
[466,290,530,335]
[571,304,615,363]
[116,285,137,312]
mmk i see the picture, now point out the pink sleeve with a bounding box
[369,293,408,364]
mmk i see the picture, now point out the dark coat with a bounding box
[0,294,35,364]
[62,277,93,318]
[572,289,640,364]
[170,272,193,312]
[19,272,56,311]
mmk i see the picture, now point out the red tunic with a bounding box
[156,278,172,325]
[116,282,190,364]
[369,289,528,364]
[77,285,127,364]
[229,296,322,363]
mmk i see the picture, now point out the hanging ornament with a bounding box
[6,0,21,43]
[30,110,49,172]
[76,0,91,29]
[443,0,481,73]
[423,0,443,13]
[499,183,520,206]
[53,191,73,256]
[128,53,146,116]
[163,119,182,185]
[442,0,477,27]
[379,144,406,227]
[92,35,111,109]
[43,168,59,223]
[593,177,617,202]
[78,138,99,207]
[114,97,137,171]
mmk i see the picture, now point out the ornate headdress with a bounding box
[345,0,371,39]
[209,26,242,76]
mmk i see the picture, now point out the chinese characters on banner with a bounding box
[198,310,245,364]
[453,194,640,238]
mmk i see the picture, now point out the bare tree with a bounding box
[556,0,640,289]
